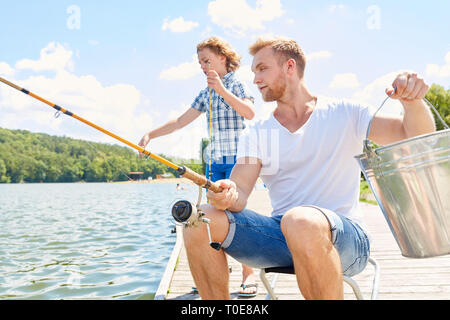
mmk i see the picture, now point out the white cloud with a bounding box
[208,0,284,36]
[0,62,15,76]
[15,42,74,73]
[235,64,254,84]
[148,103,207,160]
[201,26,213,38]
[351,71,406,115]
[0,70,151,139]
[159,54,201,80]
[162,17,199,33]
[0,42,155,151]
[329,4,344,13]
[329,73,360,89]
[307,50,332,61]
[426,52,450,79]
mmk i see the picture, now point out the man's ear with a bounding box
[286,58,297,75]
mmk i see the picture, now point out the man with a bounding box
[139,36,257,296]
[183,36,435,299]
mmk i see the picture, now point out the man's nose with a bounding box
[253,74,260,85]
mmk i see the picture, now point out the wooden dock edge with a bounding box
[154,224,184,300]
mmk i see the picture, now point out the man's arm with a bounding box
[206,157,262,212]
[369,72,436,146]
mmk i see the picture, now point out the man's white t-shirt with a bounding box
[236,97,375,230]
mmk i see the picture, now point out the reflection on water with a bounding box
[0,182,200,299]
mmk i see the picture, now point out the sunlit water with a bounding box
[0,182,201,300]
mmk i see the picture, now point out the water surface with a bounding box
[0,182,199,299]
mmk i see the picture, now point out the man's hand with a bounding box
[370,71,435,145]
[387,72,430,102]
[207,70,226,95]
[206,179,239,211]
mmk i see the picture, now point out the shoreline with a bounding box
[1,178,196,185]
[118,178,196,185]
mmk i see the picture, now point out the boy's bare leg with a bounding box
[239,264,256,294]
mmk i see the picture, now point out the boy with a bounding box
[139,36,257,296]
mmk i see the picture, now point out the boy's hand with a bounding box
[206,179,238,211]
[138,133,150,158]
[207,70,226,95]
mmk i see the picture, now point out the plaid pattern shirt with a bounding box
[191,72,254,161]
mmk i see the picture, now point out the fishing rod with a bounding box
[0,76,224,250]
[0,76,221,192]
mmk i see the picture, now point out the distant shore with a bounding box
[125,178,196,185]
[2,178,196,185]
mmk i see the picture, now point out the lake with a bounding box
[0,182,201,299]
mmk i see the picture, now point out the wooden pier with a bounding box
[156,189,450,300]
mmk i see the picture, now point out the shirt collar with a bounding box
[222,72,234,83]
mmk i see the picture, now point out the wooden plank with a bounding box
[154,225,184,299]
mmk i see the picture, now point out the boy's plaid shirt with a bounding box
[191,72,254,161]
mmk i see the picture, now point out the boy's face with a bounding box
[198,48,226,76]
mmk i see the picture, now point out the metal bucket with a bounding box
[355,97,450,258]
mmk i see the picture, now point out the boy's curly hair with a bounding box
[197,36,241,73]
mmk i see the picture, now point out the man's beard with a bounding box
[262,76,286,102]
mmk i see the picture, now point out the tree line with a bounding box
[0,84,448,184]
[0,128,203,183]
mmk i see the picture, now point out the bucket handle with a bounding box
[364,88,450,152]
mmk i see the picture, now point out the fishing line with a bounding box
[51,110,135,182]
[207,62,212,203]
[0,76,224,250]
[0,76,222,193]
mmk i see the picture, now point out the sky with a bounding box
[0,0,449,159]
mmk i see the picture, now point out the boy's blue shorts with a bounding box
[205,156,236,182]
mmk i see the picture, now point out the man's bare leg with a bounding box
[183,204,231,299]
[280,206,343,300]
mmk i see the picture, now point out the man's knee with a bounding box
[280,207,332,249]
[183,204,230,247]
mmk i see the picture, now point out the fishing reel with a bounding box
[171,187,222,251]
[172,200,203,226]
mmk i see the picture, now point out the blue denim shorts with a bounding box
[205,156,236,182]
[221,206,370,277]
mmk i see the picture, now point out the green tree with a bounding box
[0,159,10,183]
[0,127,201,183]
[425,84,450,130]
[200,138,210,176]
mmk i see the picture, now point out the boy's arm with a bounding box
[138,107,202,152]
[220,90,255,120]
[207,70,255,120]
